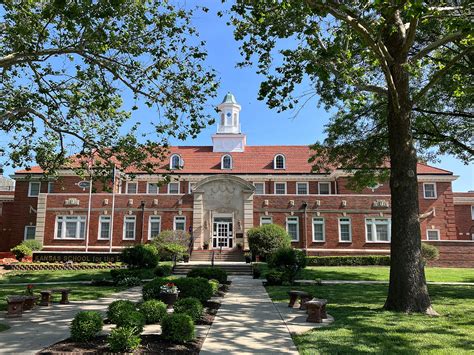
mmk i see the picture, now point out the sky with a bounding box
[2,1,472,192]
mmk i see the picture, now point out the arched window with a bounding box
[221,154,232,170]
[274,154,285,169]
[220,113,225,126]
[170,154,183,170]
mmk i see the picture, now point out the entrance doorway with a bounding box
[212,216,233,249]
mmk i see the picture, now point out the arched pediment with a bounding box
[194,175,255,193]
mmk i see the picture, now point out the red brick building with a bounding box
[1,93,473,266]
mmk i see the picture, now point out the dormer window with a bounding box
[274,154,286,169]
[221,154,232,170]
[170,154,183,170]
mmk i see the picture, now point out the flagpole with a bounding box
[85,172,93,253]
[109,165,117,253]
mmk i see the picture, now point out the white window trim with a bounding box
[54,215,86,240]
[311,217,325,242]
[221,154,233,170]
[98,215,111,240]
[423,183,437,199]
[318,182,331,195]
[168,182,180,194]
[148,215,162,240]
[28,181,41,197]
[24,226,36,240]
[471,206,474,220]
[426,229,441,241]
[126,181,138,194]
[274,182,287,195]
[296,182,309,195]
[286,217,299,242]
[338,217,352,243]
[47,182,54,193]
[365,218,391,243]
[254,182,265,195]
[146,182,160,194]
[123,216,136,240]
[170,154,183,170]
[274,154,286,170]
[260,216,273,226]
[188,182,195,194]
[173,216,186,231]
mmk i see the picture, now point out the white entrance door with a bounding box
[212,218,233,249]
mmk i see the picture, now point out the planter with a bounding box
[245,256,251,264]
[23,296,38,310]
[183,255,190,263]
[159,292,179,309]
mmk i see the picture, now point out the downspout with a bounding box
[302,201,308,253]
[140,201,146,244]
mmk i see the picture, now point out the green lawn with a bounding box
[267,283,474,354]
[0,269,113,285]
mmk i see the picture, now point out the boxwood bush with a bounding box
[154,264,173,277]
[108,326,141,352]
[173,297,203,321]
[110,268,155,284]
[421,243,439,263]
[247,224,291,259]
[186,267,228,283]
[107,300,136,324]
[138,300,167,324]
[116,310,146,334]
[70,311,103,342]
[174,277,213,303]
[268,247,307,284]
[121,244,159,269]
[306,255,391,266]
[161,313,195,343]
[142,277,173,301]
[265,270,285,286]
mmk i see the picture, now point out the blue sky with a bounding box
[2,1,472,192]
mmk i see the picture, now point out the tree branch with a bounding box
[413,107,474,119]
[410,32,467,62]
[0,47,83,69]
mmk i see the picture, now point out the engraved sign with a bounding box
[373,200,390,208]
[64,198,80,206]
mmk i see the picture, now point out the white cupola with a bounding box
[212,92,246,152]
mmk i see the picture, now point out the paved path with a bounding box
[201,276,298,354]
[0,287,142,354]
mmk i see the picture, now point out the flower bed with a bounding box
[5,263,124,271]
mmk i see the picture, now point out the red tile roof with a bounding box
[15,145,453,175]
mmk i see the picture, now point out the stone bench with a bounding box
[51,288,71,304]
[288,290,312,310]
[6,296,26,317]
[39,290,52,306]
[306,298,328,323]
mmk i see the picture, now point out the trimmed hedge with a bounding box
[142,277,173,301]
[107,300,136,324]
[108,326,141,352]
[121,244,159,269]
[186,267,228,283]
[306,255,390,266]
[174,277,213,304]
[110,268,155,284]
[173,297,203,321]
[154,264,173,277]
[161,313,195,343]
[70,311,103,342]
[138,300,167,324]
[116,310,146,334]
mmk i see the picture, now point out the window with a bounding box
[170,154,183,170]
[366,218,391,242]
[274,154,286,169]
[174,216,186,231]
[312,218,325,242]
[286,217,299,241]
[123,216,136,240]
[24,226,36,240]
[274,182,287,195]
[318,182,331,195]
[426,229,440,241]
[55,216,86,239]
[98,216,111,240]
[126,182,137,194]
[260,216,273,225]
[338,218,352,242]
[423,183,437,199]
[168,182,180,194]
[48,182,54,193]
[254,182,265,195]
[28,182,41,197]
[221,155,232,169]
[148,216,161,239]
[147,182,159,194]
[472,206,474,220]
[297,182,309,195]
[189,182,195,194]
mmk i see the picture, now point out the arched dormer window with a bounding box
[170,154,183,170]
[221,154,232,170]
[274,154,286,169]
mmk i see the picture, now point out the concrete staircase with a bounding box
[190,250,245,262]
[173,262,253,276]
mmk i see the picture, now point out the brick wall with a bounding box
[454,204,474,240]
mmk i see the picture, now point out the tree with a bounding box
[231,1,472,313]
[0,0,217,175]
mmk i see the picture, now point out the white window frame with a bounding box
[147,182,159,194]
[126,181,138,194]
[221,154,232,170]
[338,217,352,242]
[148,215,162,240]
[274,154,286,169]
[471,206,474,220]
[24,226,36,240]
[98,215,111,240]
[260,216,273,226]
[168,182,180,194]
[423,183,437,199]
[28,181,41,197]
[173,216,186,231]
[365,218,391,243]
[254,182,265,195]
[426,229,440,241]
[47,182,54,193]
[312,217,325,242]
[274,182,287,195]
[318,182,331,195]
[123,216,136,240]
[188,182,195,194]
[55,215,86,240]
[296,182,309,195]
[286,216,299,242]
[170,154,183,170]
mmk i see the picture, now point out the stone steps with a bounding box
[173,263,252,275]
[190,250,245,262]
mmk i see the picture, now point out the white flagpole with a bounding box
[109,165,117,253]
[85,172,93,253]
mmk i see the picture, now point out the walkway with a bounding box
[201,276,298,354]
[0,287,142,354]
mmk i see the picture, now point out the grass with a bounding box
[0,269,113,285]
[0,323,10,332]
[267,283,474,354]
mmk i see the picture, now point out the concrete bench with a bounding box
[51,288,71,304]
[306,298,328,323]
[288,290,312,310]
[6,296,26,317]
[39,290,52,306]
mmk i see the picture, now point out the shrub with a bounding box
[157,243,187,261]
[107,300,136,324]
[138,300,167,324]
[121,244,159,269]
[152,230,191,261]
[117,276,142,287]
[247,224,291,259]
[116,310,146,334]
[306,255,391,266]
[10,244,33,261]
[21,240,43,251]
[108,326,141,352]
[209,279,219,295]
[421,243,439,263]
[161,313,195,343]
[173,297,203,321]
[268,247,307,284]
[174,277,213,303]
[154,264,173,277]
[142,277,173,301]
[110,268,155,284]
[252,265,262,279]
[186,267,228,284]
[265,270,285,286]
[70,311,103,342]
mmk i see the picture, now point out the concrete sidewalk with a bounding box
[201,276,298,354]
[0,287,142,354]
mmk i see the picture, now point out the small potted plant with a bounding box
[23,284,37,310]
[244,252,251,264]
[203,242,209,250]
[236,243,243,250]
[159,282,179,308]
[182,253,190,263]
